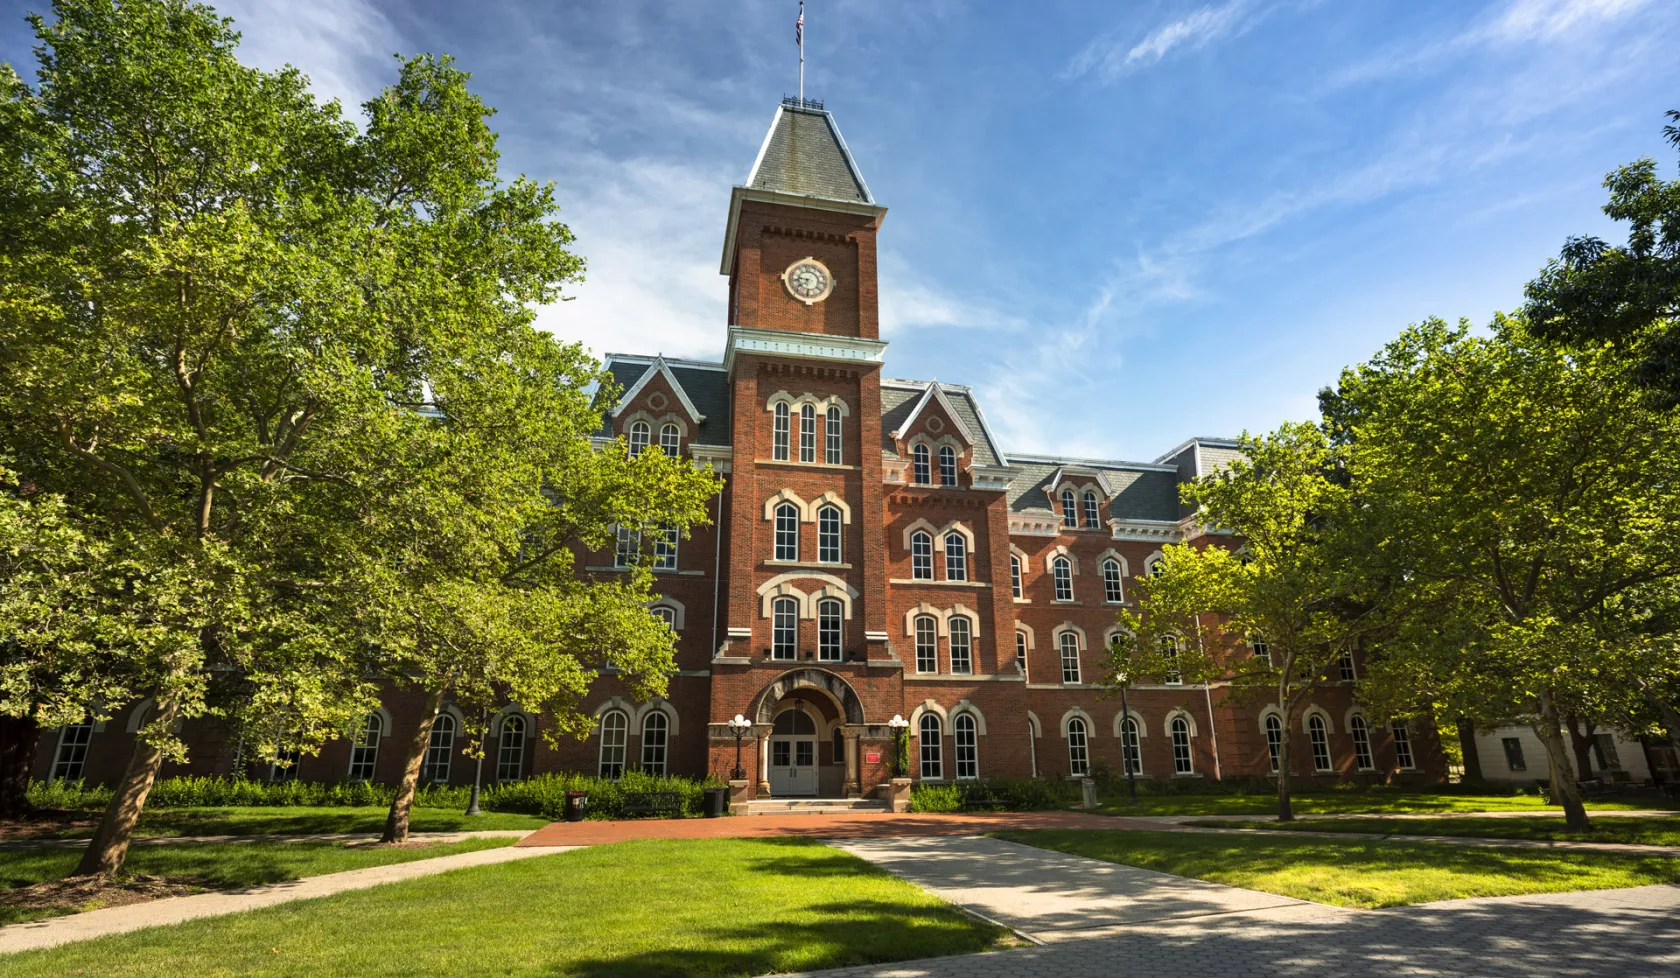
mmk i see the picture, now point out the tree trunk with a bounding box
[381,688,444,845]
[1455,717,1483,784]
[1565,714,1597,780]
[1533,693,1590,832]
[74,695,180,877]
[0,714,40,819]
[1275,699,1294,822]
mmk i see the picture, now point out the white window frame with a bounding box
[1052,557,1073,602]
[1010,555,1023,598]
[817,597,844,662]
[1059,631,1081,684]
[1308,714,1332,773]
[1350,715,1374,771]
[641,711,669,775]
[659,423,680,456]
[1120,716,1142,775]
[1083,491,1100,528]
[614,525,640,568]
[954,713,979,780]
[628,421,650,458]
[800,403,817,463]
[653,523,678,570]
[347,713,381,782]
[423,713,455,784]
[1015,631,1028,671]
[817,505,842,564]
[1392,720,1416,770]
[919,714,943,780]
[1161,635,1182,686]
[912,444,931,485]
[939,445,957,486]
[1067,717,1089,776]
[773,402,790,461]
[825,406,843,464]
[774,503,800,562]
[915,615,938,673]
[1264,714,1283,773]
[51,718,94,782]
[1338,651,1356,682]
[1251,635,1270,667]
[949,617,973,675]
[1101,559,1123,603]
[943,532,967,582]
[1170,716,1193,775]
[598,710,628,779]
[772,596,799,660]
[910,531,933,580]
[497,715,526,782]
[1061,489,1077,528]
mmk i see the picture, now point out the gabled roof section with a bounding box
[888,382,976,446]
[746,101,874,205]
[1003,453,1181,522]
[880,380,1006,467]
[597,354,733,447]
[611,356,704,424]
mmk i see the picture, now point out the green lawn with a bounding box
[17,805,549,839]
[1092,787,1675,818]
[2,838,1008,978]
[0,837,513,925]
[1186,814,1680,846]
[996,828,1680,908]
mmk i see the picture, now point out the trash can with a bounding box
[563,791,588,822]
[703,786,729,818]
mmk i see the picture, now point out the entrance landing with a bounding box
[515,810,1139,847]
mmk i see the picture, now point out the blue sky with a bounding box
[4,0,1677,461]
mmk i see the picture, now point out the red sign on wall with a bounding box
[865,751,881,764]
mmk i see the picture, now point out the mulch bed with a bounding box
[0,873,214,920]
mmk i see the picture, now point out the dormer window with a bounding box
[659,423,680,456]
[628,421,650,458]
[912,444,931,485]
[939,446,957,487]
[1083,491,1100,529]
[1060,489,1077,528]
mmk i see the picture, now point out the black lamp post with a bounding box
[728,713,753,780]
[888,714,909,777]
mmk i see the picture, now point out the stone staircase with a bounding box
[739,797,891,816]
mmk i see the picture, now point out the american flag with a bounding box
[796,3,803,46]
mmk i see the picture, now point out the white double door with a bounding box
[768,735,817,796]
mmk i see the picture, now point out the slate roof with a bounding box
[1154,437,1245,518]
[1002,456,1182,522]
[747,103,873,205]
[598,355,733,446]
[879,380,1005,467]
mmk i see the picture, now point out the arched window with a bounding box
[653,523,678,570]
[1015,631,1028,671]
[1170,716,1194,774]
[1083,491,1100,528]
[598,710,628,779]
[1067,717,1089,776]
[628,421,650,458]
[423,713,456,784]
[659,423,680,456]
[1052,556,1073,601]
[1308,714,1332,772]
[944,532,967,581]
[1147,555,1165,578]
[772,596,798,660]
[939,445,957,486]
[773,402,790,461]
[912,444,931,484]
[1101,558,1124,603]
[817,598,843,662]
[497,715,526,783]
[914,615,938,673]
[1061,489,1077,528]
[614,525,640,568]
[1059,631,1081,684]
[774,502,799,561]
[642,711,669,775]
[817,504,842,563]
[1120,716,1142,775]
[651,605,677,632]
[1010,555,1023,598]
[825,406,842,464]
[800,403,817,463]
[1350,715,1374,771]
[954,714,979,780]
[919,713,943,780]
[347,713,381,782]
[910,530,933,580]
[1251,634,1270,667]
[51,717,94,782]
[1392,720,1416,770]
[1264,714,1283,773]
[949,617,973,675]
[1161,635,1182,686]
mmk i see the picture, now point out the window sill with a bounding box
[1173,772,1203,779]
[766,561,853,570]
[756,459,860,471]
[889,578,989,587]
[1013,597,1030,604]
[1051,600,1081,606]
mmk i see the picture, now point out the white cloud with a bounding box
[1067,0,1264,81]
[215,0,400,112]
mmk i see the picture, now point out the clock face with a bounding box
[784,258,833,304]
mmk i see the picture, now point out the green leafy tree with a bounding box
[1328,317,1680,831]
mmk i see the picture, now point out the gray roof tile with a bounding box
[598,357,733,446]
[749,106,871,204]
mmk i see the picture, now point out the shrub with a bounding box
[908,778,1076,813]
[908,784,961,813]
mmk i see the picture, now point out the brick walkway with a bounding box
[514,810,1135,846]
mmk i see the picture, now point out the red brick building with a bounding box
[34,99,1444,797]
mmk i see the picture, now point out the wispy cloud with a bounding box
[1066,0,1264,81]
[216,0,400,112]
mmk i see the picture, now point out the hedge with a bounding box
[908,778,1076,813]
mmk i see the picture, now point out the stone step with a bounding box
[739,798,890,816]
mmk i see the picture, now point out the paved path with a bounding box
[0,842,571,954]
[515,810,1140,846]
[1142,808,1676,824]
[1165,823,1680,857]
[0,829,533,850]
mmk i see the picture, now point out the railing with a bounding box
[782,95,825,111]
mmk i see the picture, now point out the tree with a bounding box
[1329,317,1680,831]
[1524,111,1680,408]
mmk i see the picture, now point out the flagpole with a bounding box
[798,1,805,101]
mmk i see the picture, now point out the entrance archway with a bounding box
[754,669,867,798]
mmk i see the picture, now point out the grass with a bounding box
[1091,787,1675,818]
[1,838,1010,978]
[0,837,514,925]
[1185,814,1680,846]
[14,805,549,839]
[995,828,1680,908]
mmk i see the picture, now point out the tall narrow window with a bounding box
[1083,491,1100,528]
[939,446,957,486]
[919,714,943,780]
[51,717,94,782]
[1067,717,1089,776]
[825,406,842,464]
[598,710,627,779]
[1171,716,1194,774]
[269,742,301,783]
[1010,555,1023,598]
[912,444,931,484]
[347,713,381,782]
[614,525,640,568]
[628,421,650,458]
[423,714,455,784]
[651,606,677,632]
[817,598,843,661]
[817,505,842,564]
[1338,651,1356,682]
[1502,737,1527,772]
[949,617,973,675]
[1350,715,1374,770]
[799,403,817,463]
[653,523,678,570]
[1061,489,1077,528]
[1120,717,1142,775]
[1265,714,1283,773]
[1102,559,1123,603]
[659,423,680,455]
[915,615,938,673]
[641,712,669,775]
[1251,635,1270,667]
[773,402,790,460]
[1392,721,1415,770]
[774,502,799,561]
[497,715,526,782]
[1308,714,1332,772]
[1052,556,1073,601]
[944,532,968,581]
[1015,631,1028,671]
[1161,636,1182,685]
[911,531,933,580]
[954,714,979,780]
[1060,631,1081,684]
[772,596,798,660]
